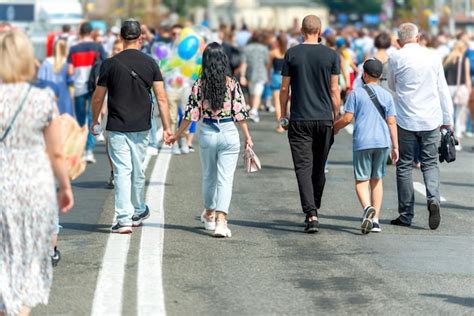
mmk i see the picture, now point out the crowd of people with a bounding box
[0,13,473,316]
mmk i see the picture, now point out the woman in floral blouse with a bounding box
[171,42,253,238]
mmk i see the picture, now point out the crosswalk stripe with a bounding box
[413,181,447,202]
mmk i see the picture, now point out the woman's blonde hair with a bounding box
[0,31,36,83]
[53,39,68,73]
[443,41,467,67]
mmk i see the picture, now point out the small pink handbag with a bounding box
[243,145,262,173]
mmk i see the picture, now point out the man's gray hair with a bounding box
[397,23,418,43]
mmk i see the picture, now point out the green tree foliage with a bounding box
[318,0,384,14]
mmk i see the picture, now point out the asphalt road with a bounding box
[35,113,474,315]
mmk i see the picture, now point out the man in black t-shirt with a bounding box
[280,15,341,233]
[91,19,172,234]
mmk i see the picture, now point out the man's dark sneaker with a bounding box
[361,206,376,234]
[304,220,319,233]
[111,222,133,234]
[371,222,382,233]
[132,205,150,227]
[390,217,411,227]
[51,247,61,267]
[428,200,441,230]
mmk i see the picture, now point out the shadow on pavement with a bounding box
[164,224,211,237]
[441,181,474,188]
[415,202,473,212]
[72,181,112,189]
[419,293,474,308]
[61,222,111,234]
[261,164,295,171]
[231,219,361,235]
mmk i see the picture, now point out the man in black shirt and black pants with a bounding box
[280,15,341,233]
[91,19,172,234]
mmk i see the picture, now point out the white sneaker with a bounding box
[179,138,190,154]
[200,209,216,231]
[267,105,275,113]
[455,144,463,151]
[84,150,96,164]
[214,219,232,238]
[249,109,260,123]
[96,133,105,142]
[172,143,181,155]
[147,146,158,156]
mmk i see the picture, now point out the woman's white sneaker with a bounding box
[214,219,232,238]
[200,209,216,231]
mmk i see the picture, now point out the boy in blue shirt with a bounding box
[334,58,398,234]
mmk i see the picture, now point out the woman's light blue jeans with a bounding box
[108,131,149,225]
[199,122,240,214]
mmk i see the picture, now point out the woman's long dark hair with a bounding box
[201,42,232,111]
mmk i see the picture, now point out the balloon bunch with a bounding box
[153,26,211,89]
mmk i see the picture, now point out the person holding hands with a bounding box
[170,42,252,238]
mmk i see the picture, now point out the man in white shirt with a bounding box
[388,23,453,230]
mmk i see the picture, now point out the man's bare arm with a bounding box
[330,74,341,121]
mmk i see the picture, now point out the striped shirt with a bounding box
[67,41,107,97]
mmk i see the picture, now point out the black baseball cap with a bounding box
[121,19,141,40]
[363,58,383,79]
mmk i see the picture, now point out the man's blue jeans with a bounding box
[396,126,440,224]
[74,93,95,151]
[108,131,149,225]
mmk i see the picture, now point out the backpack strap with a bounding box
[362,85,386,120]
[1,85,32,142]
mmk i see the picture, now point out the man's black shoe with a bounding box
[428,200,441,230]
[390,217,411,227]
[304,220,319,233]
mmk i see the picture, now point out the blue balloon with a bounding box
[196,56,203,65]
[177,35,200,61]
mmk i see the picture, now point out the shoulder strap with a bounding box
[113,56,151,91]
[362,85,386,120]
[0,85,32,142]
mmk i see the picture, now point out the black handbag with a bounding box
[438,129,458,163]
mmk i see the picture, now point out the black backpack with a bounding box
[88,59,102,93]
[87,43,104,94]
[438,129,458,163]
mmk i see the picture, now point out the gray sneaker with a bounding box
[132,205,150,227]
[361,206,376,234]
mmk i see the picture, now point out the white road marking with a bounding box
[413,181,447,202]
[92,127,165,316]
[344,124,354,135]
[137,146,172,316]
[91,235,130,316]
[143,127,164,170]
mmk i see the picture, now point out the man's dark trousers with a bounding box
[288,120,334,216]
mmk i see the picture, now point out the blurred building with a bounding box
[195,0,329,30]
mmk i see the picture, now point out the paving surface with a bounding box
[35,113,474,315]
